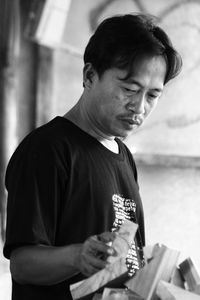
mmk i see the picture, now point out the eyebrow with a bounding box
[119,77,164,93]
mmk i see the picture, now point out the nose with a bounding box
[127,93,145,114]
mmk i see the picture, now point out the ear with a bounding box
[83,63,97,88]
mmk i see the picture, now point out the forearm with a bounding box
[10,244,82,285]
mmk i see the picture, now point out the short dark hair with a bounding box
[84,14,182,84]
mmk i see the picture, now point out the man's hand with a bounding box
[9,233,116,285]
[77,232,116,277]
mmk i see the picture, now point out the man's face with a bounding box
[85,55,167,139]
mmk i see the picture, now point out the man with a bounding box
[3,14,182,300]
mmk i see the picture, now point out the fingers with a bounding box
[87,235,112,255]
[83,235,112,263]
[78,232,116,277]
[97,231,116,244]
[80,251,107,277]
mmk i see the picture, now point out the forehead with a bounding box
[114,55,167,89]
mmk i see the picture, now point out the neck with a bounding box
[63,99,119,153]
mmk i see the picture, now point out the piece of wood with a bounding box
[26,0,71,48]
[92,293,102,300]
[103,288,129,300]
[125,244,180,300]
[179,258,200,294]
[170,267,185,288]
[71,257,127,300]
[156,280,200,300]
[102,287,144,299]
[107,220,138,264]
[70,220,138,299]
[143,245,155,263]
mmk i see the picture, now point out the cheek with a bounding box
[145,101,158,117]
[94,87,126,117]
[105,91,125,110]
[112,90,128,108]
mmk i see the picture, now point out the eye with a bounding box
[123,87,138,94]
[147,93,160,102]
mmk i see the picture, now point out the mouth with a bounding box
[118,115,143,127]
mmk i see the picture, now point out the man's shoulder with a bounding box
[8,117,86,167]
[5,117,73,185]
[7,117,68,164]
[18,117,74,149]
[30,116,68,141]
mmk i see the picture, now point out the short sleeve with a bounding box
[3,137,67,259]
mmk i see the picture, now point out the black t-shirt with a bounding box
[4,117,145,300]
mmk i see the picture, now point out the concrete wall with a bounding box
[138,164,200,270]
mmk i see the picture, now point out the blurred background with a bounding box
[0,0,200,297]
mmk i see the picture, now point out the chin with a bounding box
[116,131,130,140]
[112,126,134,140]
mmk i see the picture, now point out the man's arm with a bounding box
[10,232,116,286]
